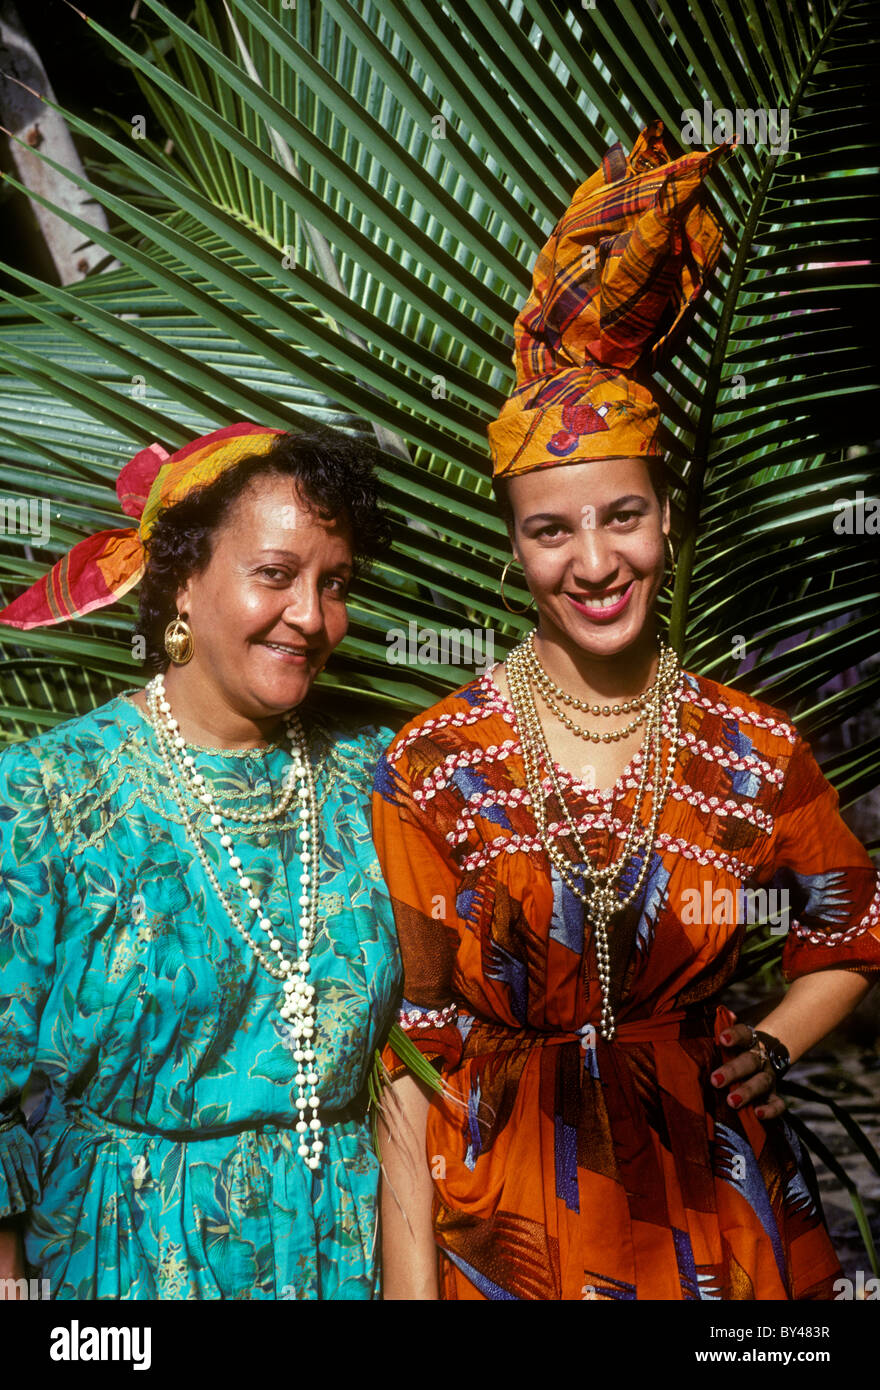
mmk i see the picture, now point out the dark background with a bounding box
[0,0,190,287]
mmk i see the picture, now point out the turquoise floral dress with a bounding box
[0,694,401,1299]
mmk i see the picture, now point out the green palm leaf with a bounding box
[0,0,873,749]
[0,0,872,745]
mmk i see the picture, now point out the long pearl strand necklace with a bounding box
[505,636,681,1041]
[144,672,323,1170]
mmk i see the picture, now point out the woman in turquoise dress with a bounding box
[0,422,401,1299]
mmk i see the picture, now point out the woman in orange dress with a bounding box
[372,125,880,1301]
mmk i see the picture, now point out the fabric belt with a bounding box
[461,1005,722,1059]
[65,1105,292,1145]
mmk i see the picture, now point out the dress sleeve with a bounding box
[0,742,64,1217]
[754,732,880,981]
[372,740,465,1076]
[323,722,404,1055]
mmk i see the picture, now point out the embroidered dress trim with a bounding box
[398,1003,458,1031]
[792,872,880,947]
[458,821,757,878]
[441,779,772,851]
[677,730,785,785]
[677,687,796,742]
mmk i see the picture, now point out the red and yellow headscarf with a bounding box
[489,121,730,479]
[0,422,281,630]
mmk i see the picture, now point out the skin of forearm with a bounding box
[0,1226,25,1288]
[756,969,874,1064]
[378,1071,439,1300]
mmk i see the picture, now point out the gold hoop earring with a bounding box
[164,613,194,665]
[664,534,677,589]
[500,558,532,615]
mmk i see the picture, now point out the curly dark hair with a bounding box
[134,427,391,673]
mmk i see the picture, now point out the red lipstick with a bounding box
[565,581,634,624]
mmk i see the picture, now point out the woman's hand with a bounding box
[710,1021,786,1121]
[0,1224,26,1296]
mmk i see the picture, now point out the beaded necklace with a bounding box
[144,673,323,1169]
[505,635,681,1040]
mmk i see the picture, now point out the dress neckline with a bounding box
[480,664,658,804]
[116,691,287,759]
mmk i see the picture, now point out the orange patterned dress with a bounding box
[372,666,880,1301]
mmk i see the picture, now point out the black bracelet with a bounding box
[750,1029,791,1079]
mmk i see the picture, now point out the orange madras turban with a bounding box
[488,120,730,480]
[0,422,282,630]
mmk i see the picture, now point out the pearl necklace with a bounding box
[144,673,323,1170]
[506,636,681,1041]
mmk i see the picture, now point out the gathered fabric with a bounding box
[488,121,729,479]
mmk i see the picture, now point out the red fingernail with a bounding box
[711,1071,724,1085]
[720,1032,732,1045]
[729,1092,742,1107]
[755,1107,766,1119]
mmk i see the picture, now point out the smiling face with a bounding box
[174,472,352,721]
[506,456,669,663]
